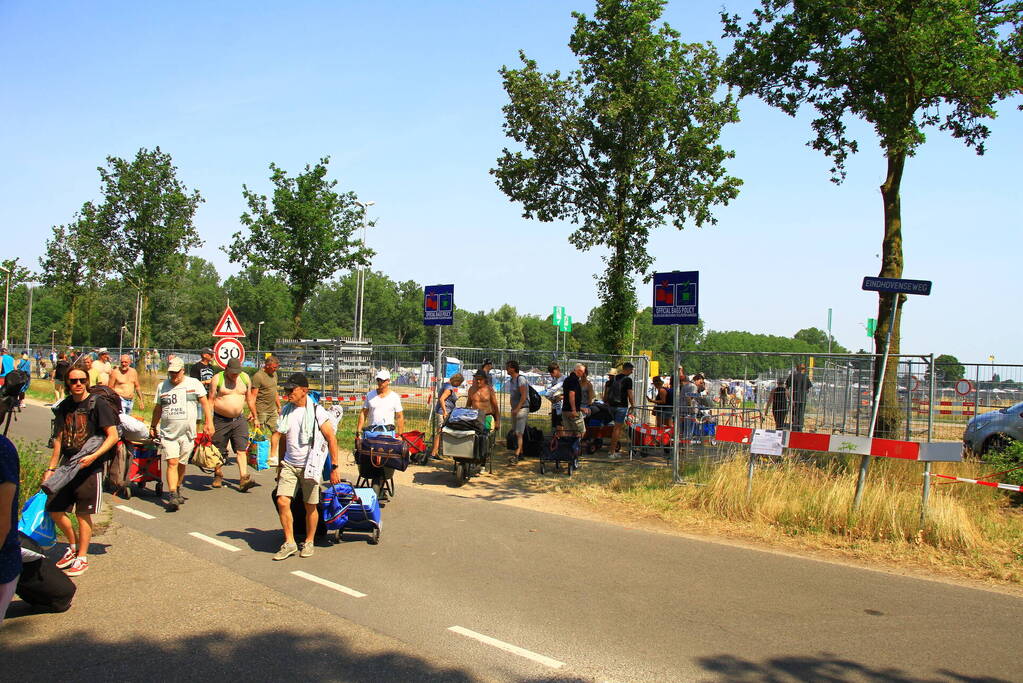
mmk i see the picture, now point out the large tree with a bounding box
[492,0,741,355]
[722,0,1023,437]
[227,157,372,336]
[39,203,105,345]
[95,147,204,348]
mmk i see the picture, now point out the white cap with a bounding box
[375,368,391,381]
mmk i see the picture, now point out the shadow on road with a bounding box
[218,526,282,552]
[696,653,1012,683]
[2,626,591,682]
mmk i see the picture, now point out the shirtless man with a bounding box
[467,371,500,431]
[108,354,144,414]
[208,358,258,491]
[92,349,113,386]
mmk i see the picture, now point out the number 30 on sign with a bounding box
[213,338,245,369]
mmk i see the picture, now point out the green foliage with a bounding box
[14,438,47,510]
[794,327,847,353]
[934,354,966,382]
[493,0,741,355]
[227,157,372,335]
[96,147,204,349]
[981,440,1023,488]
[722,0,1023,436]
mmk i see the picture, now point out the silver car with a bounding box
[963,401,1023,455]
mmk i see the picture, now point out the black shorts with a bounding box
[213,413,249,456]
[551,412,562,429]
[46,466,103,515]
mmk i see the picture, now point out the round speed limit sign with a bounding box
[213,337,245,369]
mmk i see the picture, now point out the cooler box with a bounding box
[442,427,477,461]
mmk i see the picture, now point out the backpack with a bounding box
[527,385,542,413]
[215,371,250,390]
[2,369,29,397]
[87,384,122,416]
[522,426,544,457]
[606,375,624,406]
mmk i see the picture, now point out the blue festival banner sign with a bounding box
[424,284,454,326]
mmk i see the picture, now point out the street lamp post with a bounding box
[25,282,35,353]
[0,263,10,350]
[257,321,265,357]
[354,200,375,341]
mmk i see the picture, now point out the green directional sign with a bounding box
[552,306,565,326]
[560,315,573,332]
[866,317,877,337]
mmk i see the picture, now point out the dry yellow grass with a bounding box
[553,451,1023,586]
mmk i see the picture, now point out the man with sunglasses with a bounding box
[42,367,119,577]
[150,357,213,511]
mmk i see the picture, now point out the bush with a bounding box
[981,439,1023,487]
[14,438,48,510]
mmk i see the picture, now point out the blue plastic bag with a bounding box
[18,491,56,549]
[247,439,270,471]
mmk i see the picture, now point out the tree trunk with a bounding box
[291,296,305,338]
[598,238,635,357]
[140,290,152,351]
[64,294,79,346]
[872,150,907,439]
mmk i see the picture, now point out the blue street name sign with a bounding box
[424,284,454,326]
[652,271,699,325]
[861,277,932,296]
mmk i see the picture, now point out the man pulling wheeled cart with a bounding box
[354,369,406,502]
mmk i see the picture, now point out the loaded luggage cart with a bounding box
[580,401,615,455]
[127,440,163,497]
[441,427,493,485]
[540,435,579,476]
[322,481,382,545]
[354,434,410,504]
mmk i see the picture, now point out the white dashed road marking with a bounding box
[291,570,367,598]
[188,531,241,552]
[447,625,565,669]
[115,504,155,520]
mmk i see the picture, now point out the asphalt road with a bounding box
[8,403,1023,682]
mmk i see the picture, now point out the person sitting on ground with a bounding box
[271,373,341,561]
[208,358,258,491]
[150,357,213,512]
[43,367,119,577]
[109,354,145,414]
[431,373,465,458]
[505,360,529,461]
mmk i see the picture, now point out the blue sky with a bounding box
[1,1,1020,365]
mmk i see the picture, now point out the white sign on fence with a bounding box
[750,429,785,456]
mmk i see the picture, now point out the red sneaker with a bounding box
[64,556,89,577]
[56,546,77,569]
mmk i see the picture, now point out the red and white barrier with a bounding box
[927,472,1023,492]
[321,391,432,404]
[714,425,962,463]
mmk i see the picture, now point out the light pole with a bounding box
[257,321,265,357]
[25,282,36,353]
[354,200,375,341]
[0,263,10,350]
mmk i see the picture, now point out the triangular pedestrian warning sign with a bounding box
[213,305,246,337]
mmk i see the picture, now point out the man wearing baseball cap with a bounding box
[271,373,341,561]
[150,358,213,511]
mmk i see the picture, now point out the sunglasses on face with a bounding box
[68,377,88,385]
